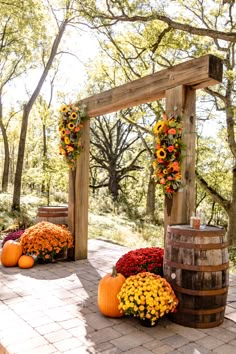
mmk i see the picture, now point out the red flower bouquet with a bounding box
[116,247,164,278]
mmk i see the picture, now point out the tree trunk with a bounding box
[146,166,156,220]
[227,165,236,246]
[12,105,31,209]
[41,122,47,194]
[0,96,10,192]
[12,20,67,211]
[109,173,120,201]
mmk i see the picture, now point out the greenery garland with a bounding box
[152,113,185,198]
[59,103,87,170]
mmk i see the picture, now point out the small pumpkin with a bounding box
[98,266,126,317]
[18,255,34,269]
[1,240,23,267]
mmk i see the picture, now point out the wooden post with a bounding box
[68,118,90,260]
[164,86,196,233]
[68,170,76,260]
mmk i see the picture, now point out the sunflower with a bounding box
[64,137,70,145]
[152,161,157,169]
[60,128,66,136]
[60,104,68,113]
[153,121,165,134]
[70,112,77,120]
[68,122,75,130]
[156,148,167,159]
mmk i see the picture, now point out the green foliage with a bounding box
[0,193,37,235]
[196,130,232,226]
[0,0,48,87]
[229,247,236,272]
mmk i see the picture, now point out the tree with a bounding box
[78,0,236,43]
[90,115,145,201]
[82,0,236,244]
[9,0,92,210]
[0,0,47,192]
[85,25,167,219]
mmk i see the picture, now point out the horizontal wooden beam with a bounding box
[80,54,222,118]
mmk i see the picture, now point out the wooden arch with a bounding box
[68,55,223,260]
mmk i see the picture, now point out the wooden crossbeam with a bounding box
[80,55,222,118]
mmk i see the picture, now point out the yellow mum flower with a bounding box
[117,272,179,326]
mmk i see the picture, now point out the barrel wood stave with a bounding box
[163,224,229,328]
[36,206,68,226]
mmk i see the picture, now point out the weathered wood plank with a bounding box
[68,170,75,260]
[164,86,196,234]
[74,118,90,260]
[80,55,222,118]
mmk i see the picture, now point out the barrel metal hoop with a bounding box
[171,283,228,296]
[37,213,68,217]
[164,259,229,272]
[169,317,224,329]
[179,306,225,315]
[166,241,228,250]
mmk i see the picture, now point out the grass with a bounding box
[88,212,164,249]
[0,192,164,249]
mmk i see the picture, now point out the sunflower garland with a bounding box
[59,103,88,170]
[152,113,185,198]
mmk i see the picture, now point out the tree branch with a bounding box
[195,170,230,212]
[86,11,236,43]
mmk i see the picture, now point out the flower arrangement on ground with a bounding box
[2,230,25,247]
[152,112,185,198]
[20,221,73,262]
[118,272,179,326]
[59,103,88,170]
[116,247,164,278]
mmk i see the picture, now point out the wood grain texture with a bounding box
[74,119,90,260]
[164,86,196,231]
[80,55,222,118]
[68,170,76,260]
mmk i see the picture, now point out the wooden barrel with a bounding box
[163,224,229,328]
[36,206,68,225]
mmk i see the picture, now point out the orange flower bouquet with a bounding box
[152,113,185,197]
[20,221,73,262]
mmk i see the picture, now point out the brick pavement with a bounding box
[0,239,236,354]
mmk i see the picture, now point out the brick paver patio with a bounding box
[1,239,236,354]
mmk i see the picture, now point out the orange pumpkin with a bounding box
[98,266,125,317]
[1,240,23,267]
[18,255,34,269]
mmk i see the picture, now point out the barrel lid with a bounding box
[38,206,68,211]
[167,224,225,236]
